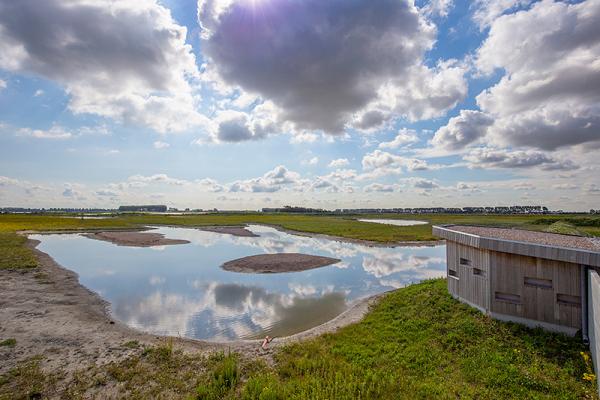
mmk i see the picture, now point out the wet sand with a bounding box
[221,253,341,273]
[197,225,259,237]
[83,231,190,247]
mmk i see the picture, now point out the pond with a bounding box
[357,218,429,226]
[31,225,445,341]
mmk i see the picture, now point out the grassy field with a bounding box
[1,279,596,399]
[1,212,598,270]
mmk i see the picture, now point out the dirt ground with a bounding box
[221,253,341,273]
[83,231,190,247]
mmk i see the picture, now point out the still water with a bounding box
[32,225,445,341]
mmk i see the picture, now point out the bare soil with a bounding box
[82,231,190,247]
[222,253,341,273]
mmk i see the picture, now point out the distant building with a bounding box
[118,205,167,212]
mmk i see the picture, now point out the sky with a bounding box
[0,0,598,211]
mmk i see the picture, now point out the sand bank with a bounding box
[83,231,190,247]
[221,253,340,273]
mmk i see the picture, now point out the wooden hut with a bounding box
[433,225,600,337]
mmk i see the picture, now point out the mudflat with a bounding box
[83,231,190,247]
[221,253,341,273]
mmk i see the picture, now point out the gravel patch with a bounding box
[449,225,600,252]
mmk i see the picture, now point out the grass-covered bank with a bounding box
[1,213,599,270]
[1,279,596,399]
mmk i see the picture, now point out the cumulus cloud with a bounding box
[464,147,578,171]
[378,128,419,149]
[62,183,86,200]
[363,183,398,193]
[431,110,493,151]
[328,158,350,168]
[229,165,300,193]
[472,0,533,29]
[361,150,430,174]
[199,0,467,134]
[406,177,439,189]
[474,0,600,151]
[0,0,206,133]
[0,79,6,90]
[422,0,455,17]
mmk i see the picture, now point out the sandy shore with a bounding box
[0,237,381,380]
[222,253,341,273]
[197,225,259,237]
[83,231,190,247]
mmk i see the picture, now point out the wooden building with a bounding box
[433,225,600,337]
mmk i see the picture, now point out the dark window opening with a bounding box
[524,277,553,289]
[495,292,521,304]
[459,257,472,266]
[473,268,484,276]
[557,293,581,307]
[448,269,458,278]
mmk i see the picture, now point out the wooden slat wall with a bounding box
[447,242,459,296]
[446,241,490,310]
[490,251,581,329]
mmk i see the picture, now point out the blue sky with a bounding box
[0,0,598,210]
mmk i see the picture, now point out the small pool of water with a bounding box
[357,219,429,226]
[32,225,445,341]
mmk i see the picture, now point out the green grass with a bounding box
[1,213,598,269]
[2,280,595,399]
[0,339,16,347]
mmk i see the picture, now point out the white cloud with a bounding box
[0,79,6,90]
[127,174,189,186]
[431,110,493,151]
[405,177,439,190]
[16,126,73,140]
[34,89,44,97]
[0,0,207,133]
[422,0,455,17]
[328,158,349,168]
[472,0,533,29]
[363,183,398,193]
[552,183,578,190]
[302,157,319,166]
[199,0,467,134]
[361,150,430,173]
[229,165,301,193]
[464,147,578,171]
[473,0,600,151]
[378,128,419,149]
[153,141,170,149]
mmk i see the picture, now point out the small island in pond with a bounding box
[83,231,190,247]
[221,253,340,273]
